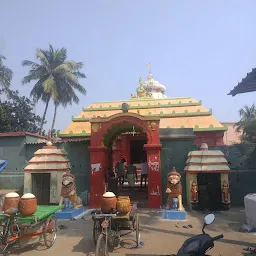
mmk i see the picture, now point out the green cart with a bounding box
[0,205,63,253]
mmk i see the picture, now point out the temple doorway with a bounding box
[89,112,162,208]
[197,173,222,211]
[31,173,50,205]
[130,139,147,164]
[108,132,148,207]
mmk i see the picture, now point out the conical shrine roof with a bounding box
[184,143,230,173]
[24,142,70,172]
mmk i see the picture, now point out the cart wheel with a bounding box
[93,220,102,245]
[95,233,108,256]
[43,215,57,248]
[135,214,140,247]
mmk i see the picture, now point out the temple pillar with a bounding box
[144,144,162,208]
[88,146,108,208]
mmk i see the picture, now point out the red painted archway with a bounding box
[88,112,162,208]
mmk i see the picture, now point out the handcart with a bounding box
[0,205,63,253]
[92,204,140,256]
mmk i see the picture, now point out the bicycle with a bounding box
[0,207,59,253]
[93,207,140,256]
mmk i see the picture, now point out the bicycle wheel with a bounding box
[43,215,57,248]
[93,220,101,245]
[135,214,140,246]
[95,233,108,256]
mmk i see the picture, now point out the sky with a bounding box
[1,0,256,131]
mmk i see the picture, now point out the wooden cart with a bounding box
[0,205,63,252]
[92,204,140,256]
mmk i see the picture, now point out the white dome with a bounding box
[21,193,36,199]
[5,192,20,198]
[103,191,116,198]
[142,71,166,92]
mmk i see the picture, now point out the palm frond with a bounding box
[0,57,13,89]
[0,55,6,59]
[72,71,86,78]
[22,60,41,69]
[36,48,50,70]
[42,75,57,100]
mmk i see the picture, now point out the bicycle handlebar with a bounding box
[212,234,224,241]
[92,210,121,217]
[3,208,19,215]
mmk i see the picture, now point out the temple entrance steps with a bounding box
[118,182,148,208]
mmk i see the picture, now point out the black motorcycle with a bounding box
[167,213,224,256]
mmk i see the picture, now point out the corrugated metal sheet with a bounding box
[25,138,90,144]
[228,68,256,96]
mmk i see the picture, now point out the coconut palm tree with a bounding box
[234,104,256,132]
[22,44,86,134]
[0,55,13,91]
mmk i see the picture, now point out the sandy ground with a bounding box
[5,207,256,256]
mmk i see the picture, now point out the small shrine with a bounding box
[24,141,70,205]
[185,143,231,211]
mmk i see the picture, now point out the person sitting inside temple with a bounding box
[140,159,148,189]
[107,170,118,196]
[126,162,138,194]
[115,158,126,188]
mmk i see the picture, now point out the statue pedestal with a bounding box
[55,206,86,220]
[222,201,231,210]
[161,209,186,220]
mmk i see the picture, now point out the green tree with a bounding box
[22,44,86,134]
[240,119,256,143]
[234,104,256,132]
[0,89,43,133]
[0,55,13,91]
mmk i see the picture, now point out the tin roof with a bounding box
[228,68,256,96]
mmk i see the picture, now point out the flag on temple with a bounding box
[146,62,151,67]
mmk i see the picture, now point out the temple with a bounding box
[59,69,227,209]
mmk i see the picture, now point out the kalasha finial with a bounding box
[200,143,208,151]
[46,141,52,146]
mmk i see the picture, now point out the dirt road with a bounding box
[7,208,256,256]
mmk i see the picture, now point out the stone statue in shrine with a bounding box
[191,180,198,202]
[222,180,230,203]
[166,167,184,211]
[59,173,83,209]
